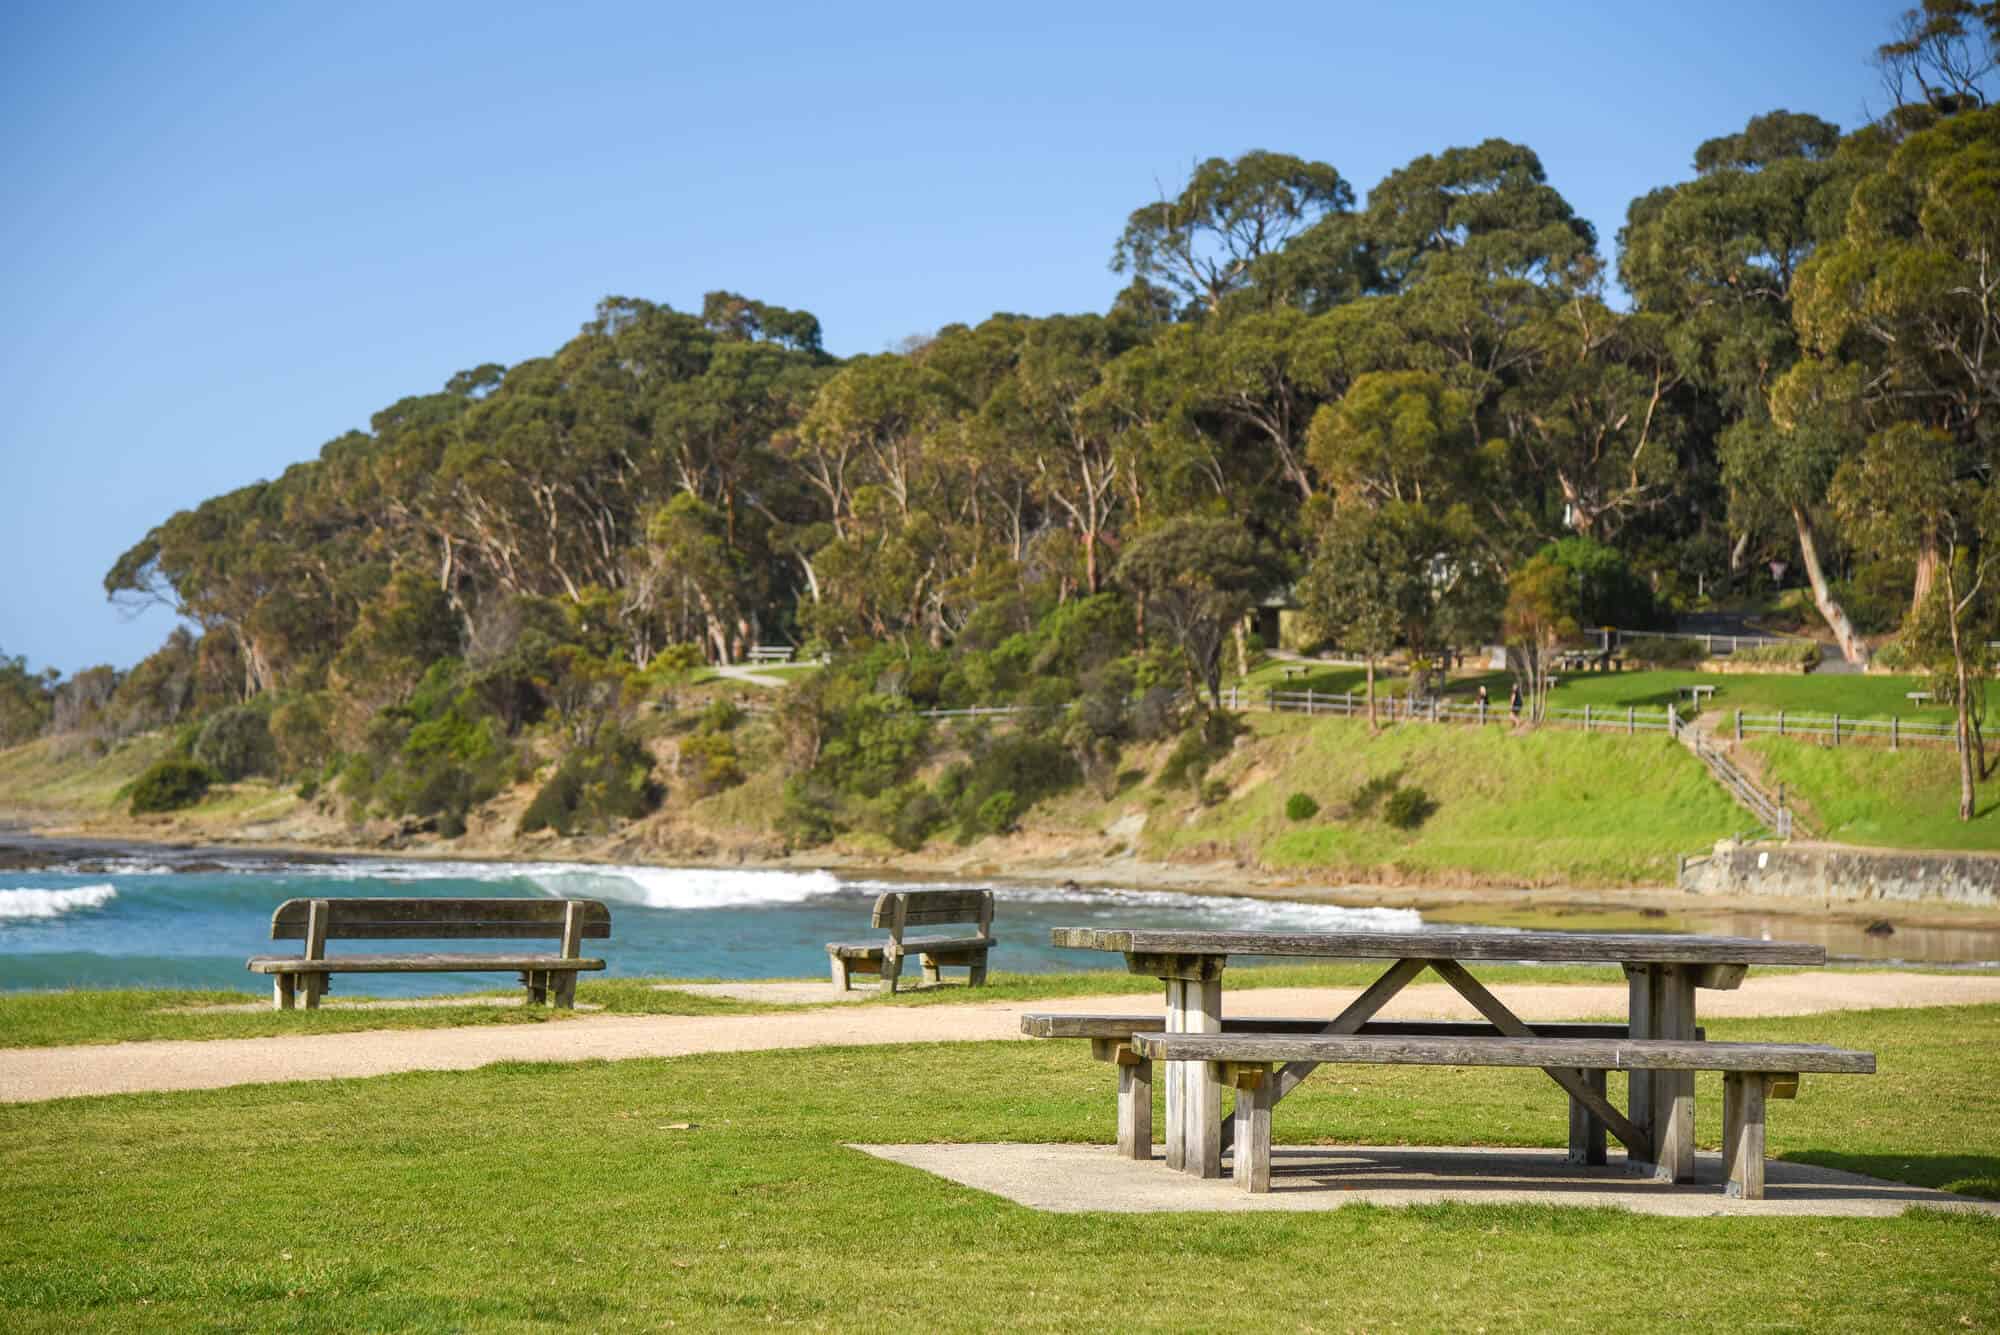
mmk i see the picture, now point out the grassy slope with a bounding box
[0,1005,1993,1331]
[1120,714,1744,885]
[1239,660,1961,723]
[1748,738,2000,849]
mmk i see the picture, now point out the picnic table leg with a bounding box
[1226,1064,1273,1192]
[1183,975,1223,1178]
[1568,1068,1607,1166]
[1627,963,1697,1181]
[1723,1072,1768,1199]
[1094,1038,1153,1161]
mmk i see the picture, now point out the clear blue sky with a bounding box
[2,0,1898,677]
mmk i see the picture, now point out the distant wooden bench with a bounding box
[1678,684,1718,705]
[1131,1030,1874,1198]
[246,897,610,1011]
[1022,1013,1694,1165]
[827,890,995,994]
[747,645,795,664]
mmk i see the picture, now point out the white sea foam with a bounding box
[0,883,118,920]
[294,858,849,910]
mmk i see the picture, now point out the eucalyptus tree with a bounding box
[1111,151,1355,316]
[1115,516,1273,708]
[1802,105,2000,814]
[1619,110,1872,659]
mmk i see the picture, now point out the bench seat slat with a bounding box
[247,953,608,975]
[1131,1032,1875,1075]
[1021,1015,1663,1041]
[826,935,995,958]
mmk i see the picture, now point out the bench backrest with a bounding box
[869,889,993,939]
[270,898,611,959]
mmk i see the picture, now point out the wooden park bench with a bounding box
[246,897,611,1011]
[1130,1030,1874,1197]
[747,644,795,664]
[827,889,995,994]
[1021,1013,1697,1165]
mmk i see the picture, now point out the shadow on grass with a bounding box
[1788,1150,2000,1199]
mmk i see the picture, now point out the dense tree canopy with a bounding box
[10,8,1986,828]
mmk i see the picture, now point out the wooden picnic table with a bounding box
[1050,927,1826,1187]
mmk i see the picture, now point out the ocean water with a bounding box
[0,855,1433,997]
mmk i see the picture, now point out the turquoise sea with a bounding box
[0,851,1434,996]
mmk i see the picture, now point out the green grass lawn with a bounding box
[0,1004,1994,1331]
[1148,714,1745,884]
[1748,739,2000,849]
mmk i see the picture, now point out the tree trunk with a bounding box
[1944,564,1978,821]
[1792,506,1869,665]
[1234,620,1250,681]
[1912,529,1940,619]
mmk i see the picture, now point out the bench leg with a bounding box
[520,970,548,1005]
[553,971,577,1009]
[1230,1067,1273,1192]
[302,975,327,1010]
[1117,1053,1153,1161]
[1567,1068,1608,1166]
[879,953,902,995]
[967,949,988,987]
[921,956,942,984]
[273,974,296,1011]
[1723,1072,1768,1199]
[829,955,851,990]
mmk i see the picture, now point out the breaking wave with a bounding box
[0,884,119,921]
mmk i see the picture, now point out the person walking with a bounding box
[1509,681,1522,721]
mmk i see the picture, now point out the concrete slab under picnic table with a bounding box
[853,1143,2000,1218]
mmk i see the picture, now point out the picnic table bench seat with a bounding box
[1131,1030,1875,1197]
[827,889,995,994]
[1021,1012,1697,1166]
[246,897,609,1011]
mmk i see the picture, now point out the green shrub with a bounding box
[1159,710,1242,789]
[1626,636,1705,666]
[519,729,662,836]
[1200,777,1231,807]
[1384,785,1436,829]
[129,759,213,814]
[1348,773,1399,816]
[1285,792,1319,821]
[1873,639,1910,670]
[974,790,1020,835]
[1728,641,1819,670]
[192,702,277,781]
[948,734,1078,842]
[677,731,744,797]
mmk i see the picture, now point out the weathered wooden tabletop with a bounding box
[1049,926,1824,967]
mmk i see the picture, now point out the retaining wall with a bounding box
[1682,840,2000,909]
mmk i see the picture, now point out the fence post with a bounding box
[1778,709,1785,737]
[1833,713,1840,746]
[1344,689,1352,717]
[1480,698,1488,726]
[1627,706,1634,735]
[1892,715,1899,751]
[1584,703,1592,733]
[1306,687,1315,716]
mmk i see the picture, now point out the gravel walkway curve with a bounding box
[6,972,1999,1104]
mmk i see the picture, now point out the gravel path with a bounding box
[6,972,1998,1104]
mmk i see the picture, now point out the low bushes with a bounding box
[1285,792,1319,821]
[1726,641,1820,671]
[128,759,213,814]
[519,728,662,836]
